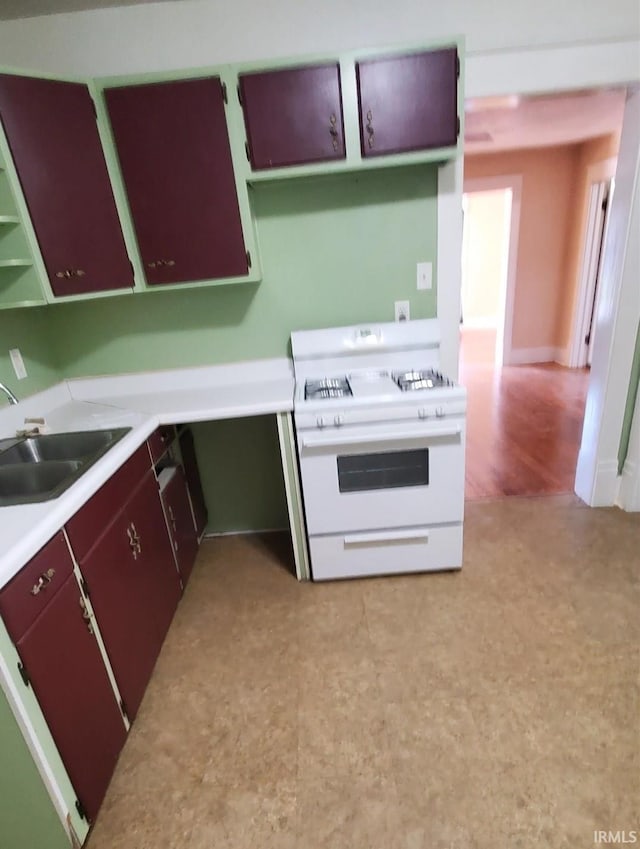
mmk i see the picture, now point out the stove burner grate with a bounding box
[305,377,352,400]
[393,369,452,391]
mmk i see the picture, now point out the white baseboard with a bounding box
[575,454,619,506]
[507,346,563,365]
[617,458,640,511]
[461,319,498,330]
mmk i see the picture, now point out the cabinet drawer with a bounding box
[148,426,176,465]
[0,532,74,642]
[308,523,463,581]
[66,443,151,563]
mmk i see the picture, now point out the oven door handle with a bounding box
[300,424,462,450]
[344,528,430,546]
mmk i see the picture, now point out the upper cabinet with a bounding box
[238,63,345,170]
[0,74,134,298]
[104,77,249,286]
[356,48,459,157]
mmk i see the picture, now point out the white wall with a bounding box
[0,0,638,77]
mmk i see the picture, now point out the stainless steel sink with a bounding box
[0,461,83,504]
[0,428,131,506]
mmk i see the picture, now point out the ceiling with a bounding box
[0,1,628,155]
[464,88,627,154]
[0,0,168,19]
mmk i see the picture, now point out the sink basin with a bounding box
[0,461,83,505]
[0,428,131,506]
[0,429,129,466]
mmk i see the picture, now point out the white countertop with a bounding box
[0,358,294,588]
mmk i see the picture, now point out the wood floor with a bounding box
[460,330,590,500]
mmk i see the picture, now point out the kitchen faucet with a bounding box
[0,382,19,405]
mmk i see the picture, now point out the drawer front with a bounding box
[65,443,150,563]
[308,524,463,581]
[148,426,176,465]
[0,532,74,641]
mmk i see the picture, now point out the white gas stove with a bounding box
[291,319,467,581]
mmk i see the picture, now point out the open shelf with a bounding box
[0,258,33,267]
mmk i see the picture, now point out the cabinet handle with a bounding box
[78,595,94,635]
[146,259,175,270]
[127,523,142,559]
[31,568,55,596]
[168,505,177,533]
[329,114,339,152]
[365,109,374,148]
[55,269,85,279]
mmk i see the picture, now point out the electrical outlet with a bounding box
[9,348,27,380]
[395,300,410,322]
[417,261,432,290]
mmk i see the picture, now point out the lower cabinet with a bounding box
[0,429,207,836]
[79,471,182,720]
[0,533,127,825]
[161,466,199,586]
[16,573,128,823]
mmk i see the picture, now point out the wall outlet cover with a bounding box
[394,300,410,322]
[417,261,432,290]
[9,348,27,380]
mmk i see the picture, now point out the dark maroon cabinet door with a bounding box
[239,64,345,169]
[0,74,133,297]
[162,467,199,586]
[80,472,181,719]
[17,574,127,823]
[356,48,458,157]
[105,77,248,285]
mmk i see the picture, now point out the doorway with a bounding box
[460,178,520,368]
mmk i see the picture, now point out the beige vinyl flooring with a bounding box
[86,495,639,849]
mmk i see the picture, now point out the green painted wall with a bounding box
[0,688,70,849]
[0,310,61,406]
[618,320,640,473]
[42,165,438,531]
[45,165,437,373]
[192,416,288,533]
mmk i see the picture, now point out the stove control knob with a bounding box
[418,408,427,420]
[334,415,344,427]
[435,406,445,418]
[316,416,325,429]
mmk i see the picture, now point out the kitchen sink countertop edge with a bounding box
[0,357,294,588]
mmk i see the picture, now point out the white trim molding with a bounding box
[437,156,464,382]
[508,346,564,366]
[576,86,640,506]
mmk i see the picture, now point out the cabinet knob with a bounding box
[31,568,55,596]
[365,110,375,148]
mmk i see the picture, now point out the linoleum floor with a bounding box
[86,498,639,849]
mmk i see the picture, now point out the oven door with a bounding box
[297,416,465,535]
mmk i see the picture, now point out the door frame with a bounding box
[568,159,616,368]
[461,174,522,367]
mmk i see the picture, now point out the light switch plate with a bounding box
[417,261,432,290]
[9,348,27,380]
